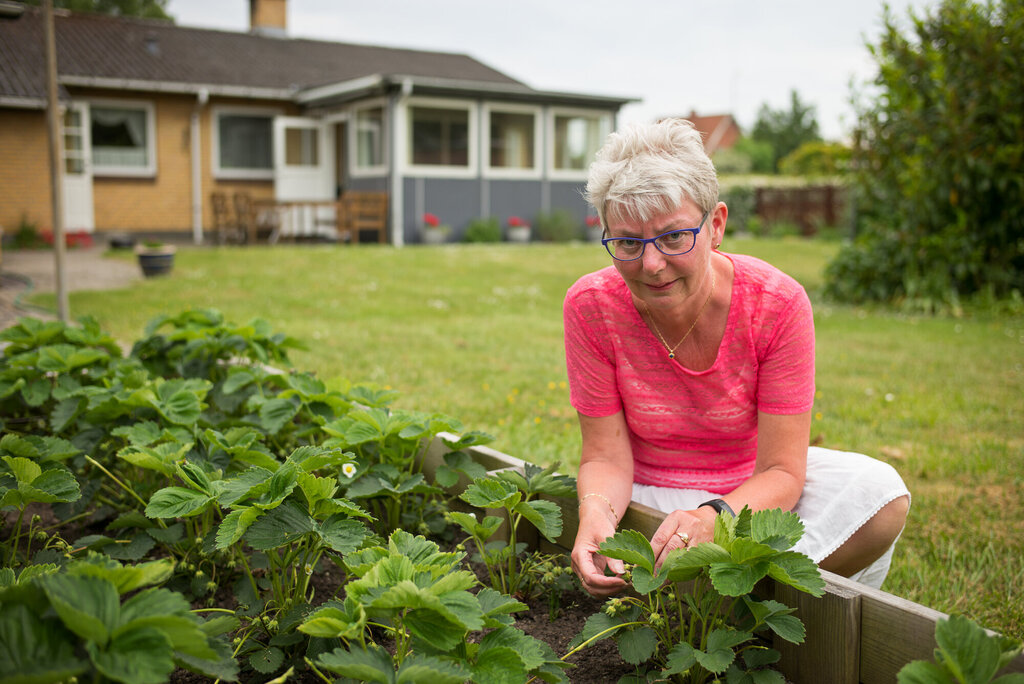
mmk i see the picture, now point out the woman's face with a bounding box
[605,198,724,311]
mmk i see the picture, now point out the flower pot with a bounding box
[507,225,531,243]
[135,244,176,277]
[422,228,447,245]
[586,225,604,242]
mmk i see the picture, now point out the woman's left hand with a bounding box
[650,506,717,569]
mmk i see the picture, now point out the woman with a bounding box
[565,119,910,597]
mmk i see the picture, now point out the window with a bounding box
[551,111,609,174]
[90,102,155,176]
[488,110,537,170]
[215,111,273,178]
[354,105,385,170]
[285,127,319,166]
[409,105,469,167]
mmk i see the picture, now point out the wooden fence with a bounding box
[420,435,1024,684]
[755,185,847,235]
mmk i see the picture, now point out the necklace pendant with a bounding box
[668,352,675,359]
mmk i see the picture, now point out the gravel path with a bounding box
[0,247,141,330]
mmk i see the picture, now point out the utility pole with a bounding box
[44,0,70,322]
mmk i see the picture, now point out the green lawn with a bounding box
[34,237,1024,640]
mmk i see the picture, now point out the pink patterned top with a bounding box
[563,253,815,493]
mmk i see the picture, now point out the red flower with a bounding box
[508,216,527,227]
[423,212,440,227]
[585,215,601,228]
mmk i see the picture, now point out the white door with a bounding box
[62,102,94,232]
[273,116,334,238]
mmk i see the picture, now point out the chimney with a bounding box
[249,0,287,37]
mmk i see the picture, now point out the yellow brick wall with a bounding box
[92,93,194,231]
[0,109,54,234]
[0,93,304,236]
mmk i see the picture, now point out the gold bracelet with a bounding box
[579,492,617,519]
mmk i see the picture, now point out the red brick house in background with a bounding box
[678,110,742,155]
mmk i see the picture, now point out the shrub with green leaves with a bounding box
[449,462,575,598]
[302,529,570,683]
[897,614,1024,684]
[535,209,581,243]
[462,216,503,243]
[571,507,824,683]
[827,0,1024,309]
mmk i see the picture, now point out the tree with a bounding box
[778,141,851,177]
[19,0,171,20]
[750,90,821,173]
[825,0,1024,309]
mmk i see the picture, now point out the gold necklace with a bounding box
[640,268,716,360]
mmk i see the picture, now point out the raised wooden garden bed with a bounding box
[420,433,1024,684]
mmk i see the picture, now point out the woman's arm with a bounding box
[571,410,635,597]
[649,410,810,566]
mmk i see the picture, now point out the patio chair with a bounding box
[339,191,388,244]
[234,192,279,244]
[210,191,243,244]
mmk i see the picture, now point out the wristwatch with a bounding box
[698,498,735,517]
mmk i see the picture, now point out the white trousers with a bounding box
[631,446,911,589]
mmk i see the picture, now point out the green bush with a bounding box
[779,141,852,177]
[827,0,1024,309]
[535,210,579,243]
[462,217,502,243]
[719,185,756,234]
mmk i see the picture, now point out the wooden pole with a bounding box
[43,0,69,323]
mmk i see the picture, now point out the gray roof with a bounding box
[1,8,635,109]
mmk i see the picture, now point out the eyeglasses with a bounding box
[602,210,710,261]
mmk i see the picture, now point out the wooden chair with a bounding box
[210,191,242,244]
[339,191,388,244]
[234,192,278,244]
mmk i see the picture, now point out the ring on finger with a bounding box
[676,531,690,547]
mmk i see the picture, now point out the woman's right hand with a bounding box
[571,507,627,597]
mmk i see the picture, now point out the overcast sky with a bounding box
[167,0,935,141]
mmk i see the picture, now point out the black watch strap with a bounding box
[698,498,735,517]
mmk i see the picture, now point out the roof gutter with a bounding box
[0,96,47,109]
[294,74,386,104]
[58,75,295,100]
[298,74,639,109]
[0,0,25,18]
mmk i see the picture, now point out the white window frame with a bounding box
[211,105,281,180]
[547,107,613,181]
[401,96,478,178]
[482,102,542,180]
[349,99,388,178]
[88,98,157,178]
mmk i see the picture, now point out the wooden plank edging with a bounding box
[418,434,1024,682]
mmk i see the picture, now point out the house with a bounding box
[677,111,742,156]
[0,0,636,245]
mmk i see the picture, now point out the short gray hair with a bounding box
[585,118,719,228]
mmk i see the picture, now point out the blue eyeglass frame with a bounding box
[601,210,710,261]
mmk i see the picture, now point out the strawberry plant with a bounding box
[0,435,82,565]
[0,554,239,683]
[897,614,1024,684]
[570,507,825,683]
[449,462,575,598]
[324,407,469,536]
[301,529,571,683]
